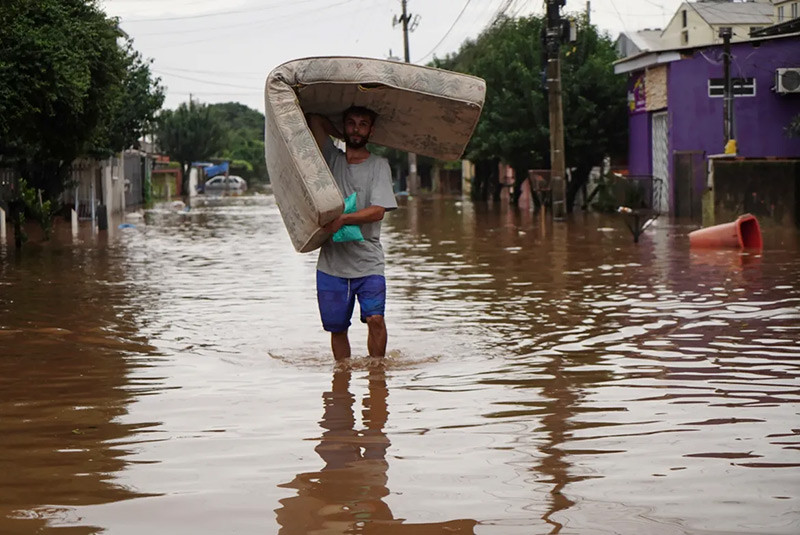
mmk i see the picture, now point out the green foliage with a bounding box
[156,100,227,192]
[434,13,627,210]
[18,178,57,239]
[0,0,163,213]
[90,40,165,157]
[208,102,268,183]
[230,159,254,172]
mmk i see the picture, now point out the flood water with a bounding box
[1,194,799,535]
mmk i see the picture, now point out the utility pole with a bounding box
[394,0,420,194]
[546,0,567,219]
[586,1,591,24]
[719,27,736,154]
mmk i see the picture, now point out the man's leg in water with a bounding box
[366,315,387,357]
[355,275,387,358]
[317,271,355,360]
[331,330,351,361]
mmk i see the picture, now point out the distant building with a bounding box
[660,1,774,48]
[773,0,800,23]
[752,0,800,36]
[616,1,777,59]
[613,31,800,218]
[616,29,665,58]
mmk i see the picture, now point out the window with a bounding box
[778,6,784,22]
[708,77,757,98]
[681,30,689,45]
[682,9,687,28]
[792,3,798,19]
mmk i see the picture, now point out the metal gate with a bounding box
[124,154,144,207]
[673,151,705,221]
[651,112,669,213]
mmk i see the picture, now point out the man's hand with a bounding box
[321,206,385,234]
[322,216,345,234]
[306,114,343,149]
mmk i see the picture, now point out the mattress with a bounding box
[264,56,486,253]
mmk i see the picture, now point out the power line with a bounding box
[607,0,629,34]
[120,0,330,23]
[152,69,262,90]
[169,90,258,96]
[414,0,475,63]
[155,65,264,78]
[129,0,369,37]
[122,0,357,47]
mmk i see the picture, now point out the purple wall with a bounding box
[628,112,652,176]
[667,37,800,158]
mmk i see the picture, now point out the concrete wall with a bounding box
[712,159,800,227]
[100,156,126,216]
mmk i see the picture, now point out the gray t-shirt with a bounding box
[316,138,398,278]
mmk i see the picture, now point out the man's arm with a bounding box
[322,206,385,234]
[305,113,342,150]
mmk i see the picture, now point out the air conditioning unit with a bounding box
[775,68,800,94]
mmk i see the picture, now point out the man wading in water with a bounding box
[306,107,398,361]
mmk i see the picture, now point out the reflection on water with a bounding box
[1,195,799,534]
[0,243,161,534]
[276,366,476,534]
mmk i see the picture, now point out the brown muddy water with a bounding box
[1,195,799,535]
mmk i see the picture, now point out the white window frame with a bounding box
[708,77,757,98]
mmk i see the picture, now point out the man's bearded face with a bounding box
[343,113,374,149]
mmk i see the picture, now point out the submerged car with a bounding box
[202,175,248,194]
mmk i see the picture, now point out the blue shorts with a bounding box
[317,271,386,333]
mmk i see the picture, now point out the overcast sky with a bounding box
[99,0,686,113]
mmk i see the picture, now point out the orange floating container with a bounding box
[689,214,763,249]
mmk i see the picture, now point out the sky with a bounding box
[99,0,688,113]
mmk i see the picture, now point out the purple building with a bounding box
[614,32,800,218]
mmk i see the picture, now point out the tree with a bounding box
[0,0,163,246]
[560,16,628,211]
[91,40,165,158]
[208,102,268,183]
[155,100,227,195]
[434,14,627,211]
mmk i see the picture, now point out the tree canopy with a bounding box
[434,14,627,210]
[155,101,271,192]
[209,102,268,183]
[0,0,163,200]
[156,100,227,194]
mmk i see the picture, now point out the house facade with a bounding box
[660,1,774,47]
[615,32,800,217]
[774,0,800,22]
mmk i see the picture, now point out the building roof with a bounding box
[626,29,666,52]
[613,30,800,74]
[690,1,774,25]
[752,16,800,36]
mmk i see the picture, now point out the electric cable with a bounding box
[152,69,263,90]
[120,0,332,23]
[414,0,475,63]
